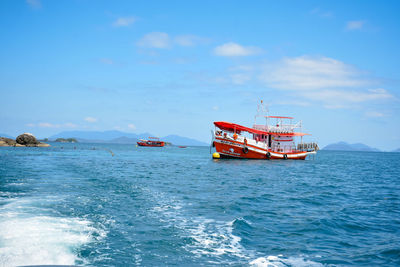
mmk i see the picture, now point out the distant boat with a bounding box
[137,137,165,147]
[211,101,318,160]
[178,146,187,148]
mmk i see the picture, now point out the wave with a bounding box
[0,198,105,266]
[250,255,324,267]
[187,218,248,258]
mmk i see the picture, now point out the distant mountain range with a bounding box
[161,135,207,146]
[49,130,151,141]
[0,133,14,139]
[322,141,380,152]
[48,130,208,146]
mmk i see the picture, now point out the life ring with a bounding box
[283,154,288,160]
[243,147,249,154]
[266,152,271,159]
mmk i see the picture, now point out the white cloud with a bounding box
[260,56,369,90]
[301,88,393,104]
[230,73,252,85]
[365,111,385,118]
[38,122,54,128]
[310,7,333,18]
[113,126,123,131]
[137,33,207,49]
[257,55,394,109]
[128,124,136,130]
[276,100,311,107]
[346,20,366,31]
[214,42,262,57]
[99,58,115,65]
[137,32,170,49]
[174,35,207,47]
[35,122,77,128]
[173,57,194,64]
[84,117,98,123]
[113,16,136,27]
[212,106,219,111]
[228,65,254,72]
[64,122,78,128]
[26,0,41,9]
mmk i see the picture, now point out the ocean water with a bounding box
[0,143,399,266]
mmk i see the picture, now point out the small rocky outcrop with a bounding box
[16,133,39,146]
[0,133,50,147]
[0,137,16,146]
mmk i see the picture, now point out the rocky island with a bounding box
[0,133,50,147]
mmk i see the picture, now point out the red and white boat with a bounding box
[212,101,318,160]
[137,137,165,147]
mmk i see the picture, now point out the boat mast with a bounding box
[254,100,268,129]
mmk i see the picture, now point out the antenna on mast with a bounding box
[254,100,268,125]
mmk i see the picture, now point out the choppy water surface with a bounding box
[0,143,399,266]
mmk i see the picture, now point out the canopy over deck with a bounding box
[265,116,294,119]
[214,121,309,137]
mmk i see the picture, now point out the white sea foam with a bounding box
[249,255,324,267]
[187,218,249,259]
[0,199,105,267]
[147,188,251,260]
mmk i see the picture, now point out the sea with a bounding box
[0,143,399,267]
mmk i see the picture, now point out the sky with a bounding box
[0,0,399,150]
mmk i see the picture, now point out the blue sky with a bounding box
[1,0,399,150]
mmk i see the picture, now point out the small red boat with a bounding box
[212,101,318,160]
[137,137,165,147]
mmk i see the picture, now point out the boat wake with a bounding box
[250,255,324,267]
[0,198,105,267]
[148,190,327,266]
[185,218,250,259]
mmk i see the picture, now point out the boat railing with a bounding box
[297,142,319,151]
[253,124,295,134]
[215,131,268,148]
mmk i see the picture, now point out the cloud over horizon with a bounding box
[84,117,98,123]
[27,122,78,128]
[214,42,262,57]
[137,32,207,49]
[259,56,394,108]
[346,20,366,31]
[260,56,370,90]
[113,16,136,27]
[26,0,41,9]
[137,32,171,49]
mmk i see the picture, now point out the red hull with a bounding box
[137,141,165,147]
[214,138,309,160]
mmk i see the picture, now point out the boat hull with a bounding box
[214,137,314,160]
[137,141,165,147]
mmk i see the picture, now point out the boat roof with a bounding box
[265,116,294,119]
[214,121,309,137]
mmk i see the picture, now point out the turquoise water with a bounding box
[0,143,399,266]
